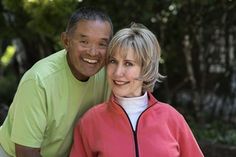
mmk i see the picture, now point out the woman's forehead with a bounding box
[111,46,134,57]
[111,47,142,64]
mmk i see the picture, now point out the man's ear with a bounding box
[61,32,69,50]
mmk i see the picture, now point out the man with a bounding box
[0,7,113,157]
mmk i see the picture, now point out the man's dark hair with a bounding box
[66,6,113,38]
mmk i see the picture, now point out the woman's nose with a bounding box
[113,65,124,77]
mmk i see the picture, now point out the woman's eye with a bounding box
[108,59,116,64]
[125,62,133,66]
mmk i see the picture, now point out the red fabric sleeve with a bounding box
[177,116,204,157]
[69,120,93,157]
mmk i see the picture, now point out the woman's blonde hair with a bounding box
[106,22,164,92]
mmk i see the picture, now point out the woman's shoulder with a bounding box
[80,102,109,122]
[152,100,185,121]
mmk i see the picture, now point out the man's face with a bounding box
[63,20,111,81]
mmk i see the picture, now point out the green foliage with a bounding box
[23,0,77,38]
[2,0,24,11]
[0,72,18,105]
[2,0,78,50]
[0,45,16,66]
[191,121,236,145]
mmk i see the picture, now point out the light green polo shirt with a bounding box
[0,49,109,157]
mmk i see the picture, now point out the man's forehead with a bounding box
[77,32,110,42]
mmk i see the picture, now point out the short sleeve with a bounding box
[10,78,47,148]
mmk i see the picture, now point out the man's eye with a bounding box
[80,40,88,44]
[99,43,108,48]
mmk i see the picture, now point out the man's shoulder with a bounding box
[32,49,66,73]
[22,50,67,81]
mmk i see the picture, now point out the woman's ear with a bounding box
[61,32,69,50]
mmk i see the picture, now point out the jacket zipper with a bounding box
[118,103,156,157]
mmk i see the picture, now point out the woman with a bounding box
[70,23,204,157]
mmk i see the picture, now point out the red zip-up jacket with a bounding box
[70,92,204,157]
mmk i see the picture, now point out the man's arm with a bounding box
[11,79,47,157]
[15,144,41,157]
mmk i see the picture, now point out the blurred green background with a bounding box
[1,0,236,156]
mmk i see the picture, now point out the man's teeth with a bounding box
[83,58,98,63]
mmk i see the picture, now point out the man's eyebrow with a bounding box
[78,34,87,38]
[101,38,109,42]
[77,33,109,42]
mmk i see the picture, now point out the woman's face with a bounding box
[107,48,143,97]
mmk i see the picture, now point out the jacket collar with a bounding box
[108,92,158,114]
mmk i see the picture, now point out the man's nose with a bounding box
[89,45,97,56]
